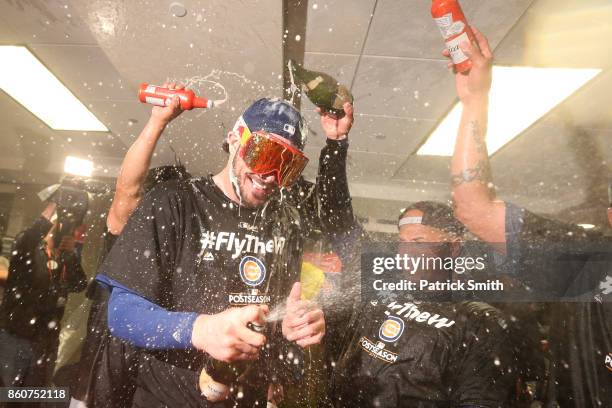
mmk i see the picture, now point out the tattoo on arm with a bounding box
[451,120,494,194]
[470,120,487,155]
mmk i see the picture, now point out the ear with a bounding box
[227,131,240,154]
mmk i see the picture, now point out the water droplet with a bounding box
[295,34,301,42]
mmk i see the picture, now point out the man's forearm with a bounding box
[108,118,166,233]
[451,98,493,200]
[451,97,508,246]
[108,286,198,349]
[116,117,166,196]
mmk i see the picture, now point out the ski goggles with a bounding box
[237,125,309,187]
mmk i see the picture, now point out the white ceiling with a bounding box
[0,0,610,229]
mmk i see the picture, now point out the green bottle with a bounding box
[289,60,353,117]
[198,323,264,402]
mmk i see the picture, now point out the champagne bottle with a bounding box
[288,60,353,117]
[199,322,264,402]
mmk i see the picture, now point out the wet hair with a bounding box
[222,140,230,153]
[143,165,191,193]
[398,201,466,237]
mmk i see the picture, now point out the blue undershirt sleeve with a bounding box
[97,275,198,349]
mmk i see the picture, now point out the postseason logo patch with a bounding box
[359,337,399,364]
[605,352,612,372]
[229,256,270,306]
[358,315,405,364]
[239,256,266,287]
[379,316,405,343]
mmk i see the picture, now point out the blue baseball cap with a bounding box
[236,98,307,151]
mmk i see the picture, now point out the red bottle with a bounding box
[431,0,475,73]
[138,83,214,110]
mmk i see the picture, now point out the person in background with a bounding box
[328,201,514,407]
[0,197,87,389]
[72,83,191,408]
[447,26,611,406]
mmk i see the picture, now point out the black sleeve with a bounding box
[13,216,53,254]
[517,208,609,298]
[7,217,53,287]
[298,139,354,238]
[451,304,514,406]
[98,181,182,307]
[316,139,353,235]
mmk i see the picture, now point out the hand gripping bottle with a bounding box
[431,0,475,73]
[138,83,215,110]
[288,60,353,117]
[198,322,264,402]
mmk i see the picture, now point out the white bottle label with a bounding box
[201,380,230,402]
[145,96,166,106]
[434,13,453,38]
[445,32,470,64]
[435,13,465,38]
[199,369,230,402]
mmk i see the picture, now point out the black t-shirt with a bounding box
[330,298,513,407]
[514,208,612,406]
[99,146,354,407]
[100,176,303,406]
[100,139,352,407]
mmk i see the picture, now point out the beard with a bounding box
[231,154,275,209]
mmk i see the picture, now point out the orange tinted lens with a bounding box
[278,151,308,186]
[241,132,308,186]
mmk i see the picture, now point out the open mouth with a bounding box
[248,174,275,197]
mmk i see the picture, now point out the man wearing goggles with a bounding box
[217,97,352,209]
[96,90,354,407]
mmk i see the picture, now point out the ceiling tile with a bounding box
[364,0,532,59]
[304,0,376,54]
[347,150,403,183]
[351,57,455,120]
[72,0,283,100]
[346,115,435,155]
[0,0,98,44]
[30,44,135,102]
[86,100,149,141]
[392,155,450,182]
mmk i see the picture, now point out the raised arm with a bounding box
[13,202,56,254]
[106,82,184,235]
[449,28,507,247]
[315,102,355,235]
